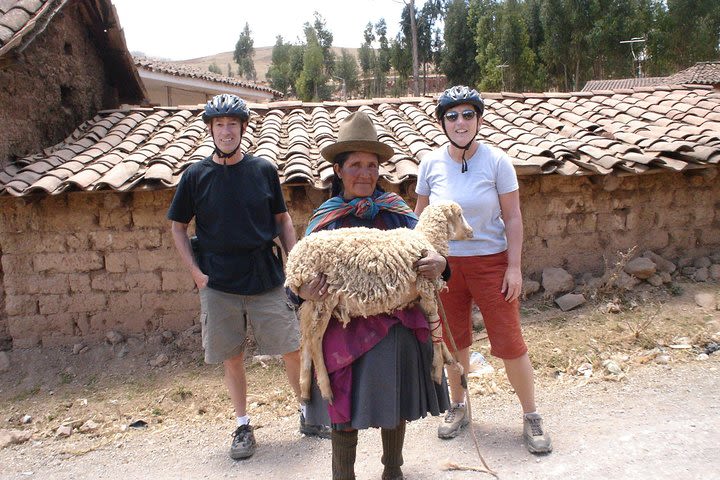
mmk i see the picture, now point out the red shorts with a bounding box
[440,251,527,359]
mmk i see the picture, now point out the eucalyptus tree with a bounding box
[442,0,480,85]
[234,22,256,81]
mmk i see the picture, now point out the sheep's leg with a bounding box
[440,340,456,365]
[417,289,448,384]
[429,322,446,384]
[298,303,315,402]
[299,344,313,403]
[299,302,336,403]
[310,308,335,404]
[430,327,463,384]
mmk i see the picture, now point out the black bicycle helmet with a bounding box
[435,85,484,121]
[202,94,250,123]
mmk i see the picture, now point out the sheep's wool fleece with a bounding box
[285,227,439,320]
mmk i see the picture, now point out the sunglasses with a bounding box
[444,109,477,122]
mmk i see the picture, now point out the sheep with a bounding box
[285,200,473,403]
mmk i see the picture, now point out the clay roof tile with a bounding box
[3,88,720,195]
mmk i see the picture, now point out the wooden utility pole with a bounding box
[406,0,420,96]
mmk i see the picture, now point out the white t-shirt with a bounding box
[415,143,519,256]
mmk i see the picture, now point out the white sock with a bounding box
[236,415,250,426]
[453,402,465,408]
[524,411,538,418]
[300,404,307,416]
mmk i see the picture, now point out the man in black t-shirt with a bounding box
[167,94,324,460]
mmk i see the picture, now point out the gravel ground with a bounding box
[1,355,718,480]
[2,282,718,479]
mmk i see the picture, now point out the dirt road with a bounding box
[2,356,718,480]
[2,283,719,479]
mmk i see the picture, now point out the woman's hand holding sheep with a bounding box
[298,273,329,301]
[414,251,447,279]
[501,266,522,302]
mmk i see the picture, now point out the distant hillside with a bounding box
[172,46,360,83]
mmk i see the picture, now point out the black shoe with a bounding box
[230,424,256,459]
[299,412,331,439]
[382,466,404,480]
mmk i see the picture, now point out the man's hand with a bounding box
[192,269,209,290]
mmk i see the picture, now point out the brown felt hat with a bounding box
[320,111,395,163]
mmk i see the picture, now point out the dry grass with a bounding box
[468,281,718,396]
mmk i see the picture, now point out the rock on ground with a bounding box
[542,267,574,297]
[624,257,657,279]
[695,292,718,310]
[555,293,586,311]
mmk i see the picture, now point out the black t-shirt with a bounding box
[167,154,287,294]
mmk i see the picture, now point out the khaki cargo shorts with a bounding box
[198,285,300,364]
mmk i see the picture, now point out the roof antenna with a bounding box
[620,37,647,78]
[497,64,509,91]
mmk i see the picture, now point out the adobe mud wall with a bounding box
[0,250,5,347]
[0,167,718,348]
[517,169,719,277]
[0,191,188,348]
[0,4,119,167]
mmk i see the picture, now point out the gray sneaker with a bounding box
[299,412,331,439]
[437,404,469,439]
[523,413,552,454]
[230,424,256,459]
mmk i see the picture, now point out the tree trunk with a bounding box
[408,0,420,97]
[575,59,580,91]
[423,62,427,95]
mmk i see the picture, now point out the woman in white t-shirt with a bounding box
[414,85,552,454]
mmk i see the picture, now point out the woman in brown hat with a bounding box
[292,111,450,480]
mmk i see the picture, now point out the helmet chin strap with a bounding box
[442,120,477,173]
[213,144,240,164]
[447,137,474,173]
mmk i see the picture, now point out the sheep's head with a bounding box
[417,201,473,255]
[443,201,473,241]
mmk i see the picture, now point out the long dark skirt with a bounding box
[304,323,450,430]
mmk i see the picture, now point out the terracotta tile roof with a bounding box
[0,0,56,57]
[135,57,282,99]
[665,61,720,86]
[582,77,667,91]
[583,62,720,92]
[2,85,719,196]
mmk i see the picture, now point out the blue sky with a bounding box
[113,0,410,60]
